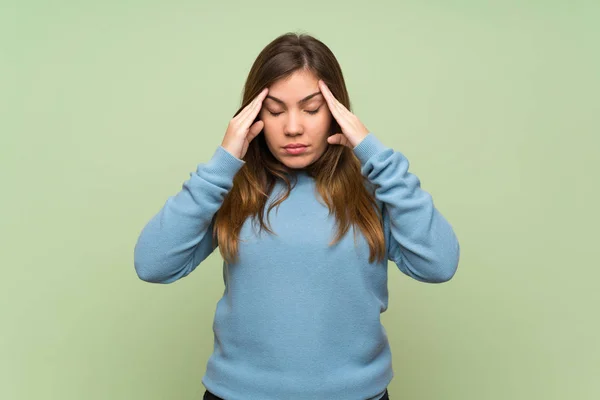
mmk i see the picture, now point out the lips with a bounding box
[283,145,308,155]
[283,144,307,149]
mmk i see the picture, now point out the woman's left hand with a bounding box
[319,80,370,149]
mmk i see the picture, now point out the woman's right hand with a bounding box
[221,87,269,160]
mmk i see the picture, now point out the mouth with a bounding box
[283,145,308,155]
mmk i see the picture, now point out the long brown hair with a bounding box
[213,32,385,265]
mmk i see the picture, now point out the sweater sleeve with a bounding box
[133,146,245,284]
[353,132,460,283]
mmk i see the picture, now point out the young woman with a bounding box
[134,32,460,400]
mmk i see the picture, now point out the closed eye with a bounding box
[268,107,321,117]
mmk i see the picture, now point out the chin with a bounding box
[280,159,313,169]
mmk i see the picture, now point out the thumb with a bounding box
[247,120,264,142]
[327,133,349,147]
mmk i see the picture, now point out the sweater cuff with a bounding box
[204,145,246,177]
[352,132,388,165]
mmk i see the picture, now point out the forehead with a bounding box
[266,70,322,104]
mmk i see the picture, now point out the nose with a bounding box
[284,110,303,136]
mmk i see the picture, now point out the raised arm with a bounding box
[133,146,245,283]
[354,133,460,283]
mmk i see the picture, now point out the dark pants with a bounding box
[203,388,389,400]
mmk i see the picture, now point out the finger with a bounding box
[253,87,269,106]
[236,91,268,133]
[249,87,268,108]
[320,81,353,117]
[318,80,335,107]
[327,133,350,147]
[317,83,363,135]
[241,88,267,119]
[318,80,344,122]
[322,81,355,119]
[237,88,268,122]
[318,80,344,109]
[247,119,264,142]
[245,91,268,126]
[318,80,353,128]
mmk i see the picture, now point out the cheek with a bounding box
[314,112,332,132]
[260,110,276,125]
[261,119,277,137]
[259,117,277,144]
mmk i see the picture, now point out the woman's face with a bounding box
[259,69,333,170]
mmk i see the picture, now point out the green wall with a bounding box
[2,1,598,399]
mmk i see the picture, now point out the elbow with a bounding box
[134,246,156,282]
[134,260,166,283]
[133,252,191,284]
[134,248,173,284]
[433,262,458,283]
[133,239,175,284]
[418,260,457,284]
[411,239,460,284]
[399,258,458,284]
[434,240,460,283]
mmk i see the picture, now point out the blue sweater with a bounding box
[134,132,460,400]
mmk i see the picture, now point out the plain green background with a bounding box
[2,1,599,399]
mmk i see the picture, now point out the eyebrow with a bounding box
[265,91,323,106]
